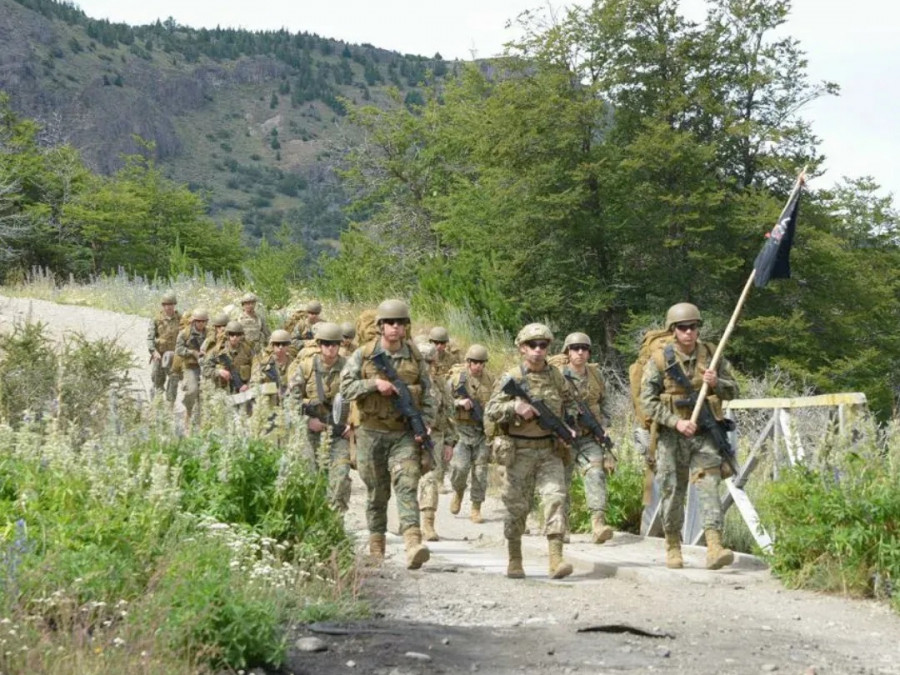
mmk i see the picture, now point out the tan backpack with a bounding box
[355,309,379,344]
[629,328,673,429]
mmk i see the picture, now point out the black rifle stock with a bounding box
[676,395,739,476]
[453,381,484,424]
[573,400,614,452]
[215,352,244,393]
[371,351,434,452]
[500,378,574,444]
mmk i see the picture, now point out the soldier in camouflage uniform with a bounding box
[291,300,323,350]
[640,303,738,570]
[252,329,295,406]
[416,342,458,541]
[556,333,615,544]
[175,308,210,421]
[339,322,357,359]
[237,292,270,354]
[448,344,494,524]
[203,321,253,394]
[486,323,579,579]
[289,323,352,511]
[147,291,181,403]
[201,313,229,356]
[429,326,461,378]
[340,299,435,569]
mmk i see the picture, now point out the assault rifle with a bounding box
[500,377,575,444]
[453,379,484,424]
[370,351,434,452]
[214,352,244,393]
[301,397,347,439]
[572,400,614,452]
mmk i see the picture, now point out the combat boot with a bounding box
[449,490,463,515]
[421,509,439,542]
[368,533,386,564]
[507,539,525,579]
[591,513,614,544]
[704,529,735,570]
[403,527,430,570]
[665,533,683,569]
[470,503,484,524]
[547,534,573,579]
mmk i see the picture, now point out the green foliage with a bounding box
[0,320,58,425]
[567,454,644,535]
[759,436,900,609]
[242,228,306,309]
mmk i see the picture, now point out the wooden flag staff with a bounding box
[689,167,807,425]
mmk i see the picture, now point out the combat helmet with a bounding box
[375,299,411,323]
[161,291,177,305]
[665,303,702,331]
[429,326,450,342]
[269,329,291,344]
[191,308,209,322]
[515,323,553,346]
[314,322,343,342]
[563,332,592,351]
[305,300,322,314]
[465,344,489,362]
[240,292,258,304]
[340,322,356,339]
[418,342,437,362]
[212,313,229,327]
[225,320,244,334]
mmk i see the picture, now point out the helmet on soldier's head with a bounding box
[515,323,553,346]
[161,291,177,305]
[240,292,258,305]
[418,342,437,362]
[340,322,356,339]
[428,326,450,343]
[315,322,343,342]
[212,313,229,327]
[375,299,411,323]
[465,344,489,362]
[305,300,322,314]
[563,332,592,351]
[191,308,209,322]
[269,329,291,344]
[665,303,702,331]
[225,320,244,335]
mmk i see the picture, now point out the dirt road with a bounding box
[3,293,899,675]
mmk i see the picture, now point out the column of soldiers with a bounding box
[149,292,737,576]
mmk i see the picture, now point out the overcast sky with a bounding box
[72,0,899,202]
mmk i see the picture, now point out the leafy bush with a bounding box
[0,320,58,425]
[568,449,644,534]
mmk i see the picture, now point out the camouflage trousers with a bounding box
[450,424,489,505]
[501,438,566,540]
[181,367,201,417]
[418,430,446,511]
[355,426,422,535]
[307,429,352,513]
[564,436,608,516]
[657,427,724,534]
[150,358,179,403]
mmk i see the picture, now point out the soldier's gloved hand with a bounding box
[514,400,537,420]
[702,368,718,389]
[307,417,327,433]
[675,419,697,438]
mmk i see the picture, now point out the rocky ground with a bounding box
[2,293,899,675]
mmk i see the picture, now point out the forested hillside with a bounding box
[2,0,899,417]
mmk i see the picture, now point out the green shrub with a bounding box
[568,452,644,534]
[0,320,58,425]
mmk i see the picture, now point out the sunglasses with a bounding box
[674,323,699,332]
[227,332,242,337]
[467,359,486,364]
[319,340,341,347]
[524,340,550,350]
[161,302,175,306]
[568,345,590,353]
[272,341,290,347]
[381,319,409,327]
[430,340,448,345]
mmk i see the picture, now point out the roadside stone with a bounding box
[761,665,779,672]
[346,660,356,668]
[295,637,327,652]
[405,651,432,662]
[441,637,451,645]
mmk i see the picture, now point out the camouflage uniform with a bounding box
[253,348,294,405]
[448,364,494,509]
[561,364,611,520]
[239,312,270,354]
[640,342,737,535]
[175,322,208,418]
[486,364,577,541]
[147,309,181,403]
[290,353,351,511]
[340,339,435,537]
[203,337,254,392]
[417,360,457,535]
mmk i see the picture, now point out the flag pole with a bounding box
[689,167,807,425]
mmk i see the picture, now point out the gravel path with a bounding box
[3,292,900,675]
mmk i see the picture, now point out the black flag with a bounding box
[754,187,801,287]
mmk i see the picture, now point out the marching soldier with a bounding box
[640,303,738,570]
[204,321,253,394]
[238,292,270,354]
[428,326,460,378]
[253,329,295,405]
[147,291,181,404]
[339,321,357,359]
[175,308,210,422]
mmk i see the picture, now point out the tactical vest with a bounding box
[651,342,724,420]
[563,364,606,431]
[357,339,423,431]
[211,341,254,390]
[154,312,181,353]
[505,363,568,438]
[434,349,461,379]
[239,313,264,348]
[176,326,206,369]
[430,372,454,433]
[449,364,493,425]
[295,353,344,419]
